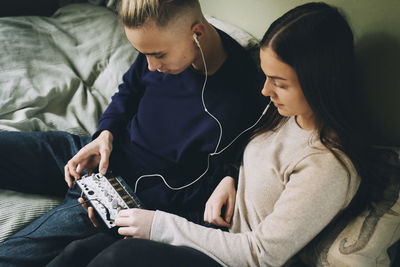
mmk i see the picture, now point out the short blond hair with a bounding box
[119,0,200,28]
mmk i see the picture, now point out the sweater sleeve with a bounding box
[150,152,360,267]
[92,54,146,141]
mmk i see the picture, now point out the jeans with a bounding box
[0,131,216,266]
[0,131,90,197]
[0,131,101,267]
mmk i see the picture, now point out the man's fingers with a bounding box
[65,164,86,188]
[98,149,110,175]
[88,207,100,228]
[65,159,81,182]
[78,197,88,211]
[78,198,99,227]
[76,164,83,176]
[64,165,72,188]
[69,162,80,179]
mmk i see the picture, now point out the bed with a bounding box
[0,1,258,243]
[0,2,136,241]
[1,2,400,267]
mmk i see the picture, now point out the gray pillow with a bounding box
[300,148,400,267]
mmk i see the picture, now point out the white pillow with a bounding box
[205,15,259,48]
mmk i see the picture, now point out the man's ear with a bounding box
[191,23,206,41]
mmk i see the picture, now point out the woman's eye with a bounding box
[274,83,286,89]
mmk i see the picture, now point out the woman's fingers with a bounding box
[211,203,230,227]
[204,201,230,227]
[224,195,235,224]
[118,226,137,236]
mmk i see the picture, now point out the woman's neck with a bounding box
[295,114,316,130]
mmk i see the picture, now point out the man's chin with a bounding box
[161,69,181,75]
[157,64,190,74]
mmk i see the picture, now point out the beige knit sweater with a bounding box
[150,117,360,267]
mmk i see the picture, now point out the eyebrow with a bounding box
[134,48,165,56]
[266,75,287,81]
[143,52,164,56]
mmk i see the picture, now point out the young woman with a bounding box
[51,2,378,266]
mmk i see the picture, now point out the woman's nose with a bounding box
[261,78,273,97]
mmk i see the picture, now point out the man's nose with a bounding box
[146,56,161,72]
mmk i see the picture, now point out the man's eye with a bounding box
[155,54,165,59]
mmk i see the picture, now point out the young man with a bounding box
[0,0,265,265]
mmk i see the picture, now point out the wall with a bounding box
[200,0,400,145]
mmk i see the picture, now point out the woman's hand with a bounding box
[116,209,155,239]
[204,176,236,227]
[78,200,155,239]
[64,130,114,187]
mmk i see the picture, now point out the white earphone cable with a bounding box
[133,36,271,193]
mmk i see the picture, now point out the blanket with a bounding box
[0,3,137,135]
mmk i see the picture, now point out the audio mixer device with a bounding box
[75,173,143,228]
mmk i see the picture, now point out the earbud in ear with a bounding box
[193,33,200,48]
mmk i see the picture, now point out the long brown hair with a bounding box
[256,2,388,216]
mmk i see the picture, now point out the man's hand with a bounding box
[204,176,236,227]
[78,197,100,228]
[64,130,113,187]
[116,209,155,239]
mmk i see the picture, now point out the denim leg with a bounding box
[0,131,91,197]
[0,188,103,267]
[0,131,111,266]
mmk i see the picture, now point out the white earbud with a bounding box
[193,33,200,48]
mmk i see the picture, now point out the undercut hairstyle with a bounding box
[119,0,201,28]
